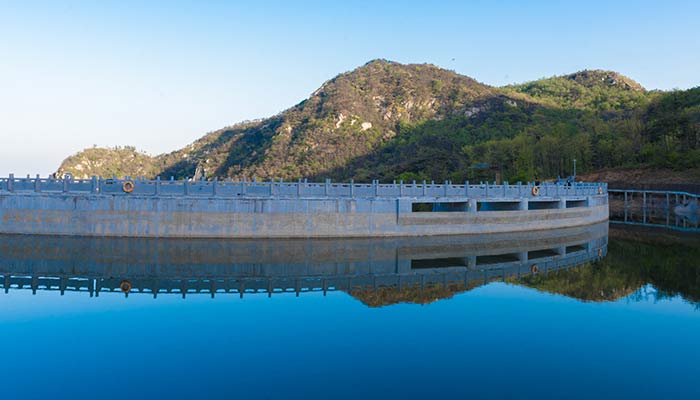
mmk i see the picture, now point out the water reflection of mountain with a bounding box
[2,223,695,307]
[0,223,607,305]
[517,225,700,305]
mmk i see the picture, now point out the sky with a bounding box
[1,0,699,175]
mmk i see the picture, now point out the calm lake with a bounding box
[1,223,698,400]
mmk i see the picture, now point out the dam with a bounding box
[0,175,608,238]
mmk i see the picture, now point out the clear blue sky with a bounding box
[1,0,699,175]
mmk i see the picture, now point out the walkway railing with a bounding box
[608,189,699,232]
[609,182,700,195]
[0,175,607,199]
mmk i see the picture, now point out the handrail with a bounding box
[0,175,608,199]
[608,189,698,198]
[608,188,699,232]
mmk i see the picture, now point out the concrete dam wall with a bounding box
[0,176,608,238]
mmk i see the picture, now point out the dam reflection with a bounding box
[0,223,608,301]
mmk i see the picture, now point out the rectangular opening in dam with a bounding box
[527,249,559,260]
[476,253,520,266]
[411,257,468,269]
[566,244,586,253]
[411,202,468,212]
[566,199,587,208]
[528,201,560,210]
[477,201,520,211]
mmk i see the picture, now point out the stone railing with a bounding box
[0,175,607,199]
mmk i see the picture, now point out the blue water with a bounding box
[1,226,699,400]
[1,281,699,399]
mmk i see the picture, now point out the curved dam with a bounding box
[0,176,608,238]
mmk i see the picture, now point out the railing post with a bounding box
[155,176,161,196]
[643,192,647,224]
[422,180,426,196]
[213,177,218,196]
[35,174,41,193]
[8,173,14,192]
[184,179,189,195]
[374,180,379,197]
[63,175,69,193]
[325,179,330,196]
[399,180,403,197]
[90,176,97,194]
[350,179,354,197]
[444,180,448,197]
[465,181,469,196]
[241,179,246,195]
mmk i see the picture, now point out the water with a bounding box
[1,224,699,400]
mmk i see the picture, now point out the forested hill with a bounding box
[57,60,700,182]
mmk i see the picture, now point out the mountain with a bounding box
[56,59,700,182]
[505,69,647,111]
[58,146,160,179]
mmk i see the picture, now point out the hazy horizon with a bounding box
[2,0,699,175]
